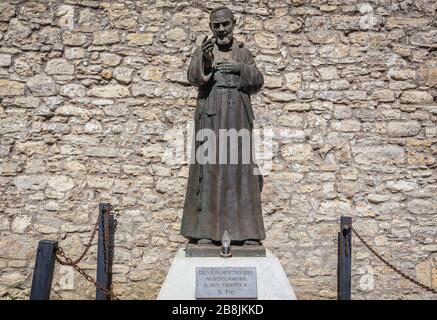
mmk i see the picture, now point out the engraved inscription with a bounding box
[195,267,257,299]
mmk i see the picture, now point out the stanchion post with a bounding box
[96,203,111,300]
[337,216,352,300]
[30,240,58,300]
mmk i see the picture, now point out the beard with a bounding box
[215,33,233,47]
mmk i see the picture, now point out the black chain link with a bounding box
[351,226,437,295]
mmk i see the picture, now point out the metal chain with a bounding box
[344,231,350,258]
[102,206,111,273]
[351,226,437,295]
[73,215,99,265]
[55,213,100,267]
[55,247,120,300]
[55,205,120,300]
[343,222,351,258]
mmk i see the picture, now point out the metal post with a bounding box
[30,240,58,300]
[337,216,352,300]
[96,203,111,300]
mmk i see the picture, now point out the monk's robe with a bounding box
[181,38,266,242]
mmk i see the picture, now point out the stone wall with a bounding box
[0,0,436,300]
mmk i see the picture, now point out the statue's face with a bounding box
[209,9,235,47]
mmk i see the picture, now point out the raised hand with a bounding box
[201,35,215,62]
[215,59,241,74]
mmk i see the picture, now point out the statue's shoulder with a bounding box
[235,41,257,61]
[235,40,252,54]
[235,40,247,52]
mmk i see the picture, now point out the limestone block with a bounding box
[127,33,154,46]
[38,27,61,44]
[254,33,278,49]
[400,91,433,104]
[57,5,75,29]
[308,31,338,44]
[372,89,395,102]
[47,175,75,192]
[140,66,162,81]
[282,143,313,161]
[352,145,404,164]
[387,121,421,137]
[113,66,133,85]
[62,31,87,46]
[87,84,130,98]
[93,30,120,45]
[317,66,339,80]
[0,3,15,22]
[0,79,25,96]
[410,30,437,48]
[59,83,86,98]
[65,47,86,59]
[165,28,187,42]
[284,72,302,91]
[0,54,12,67]
[86,146,119,158]
[6,19,31,41]
[45,58,75,75]
[26,74,57,96]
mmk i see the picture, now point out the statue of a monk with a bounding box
[181,6,266,246]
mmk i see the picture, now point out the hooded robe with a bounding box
[180,38,266,242]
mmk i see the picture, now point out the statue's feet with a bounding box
[197,238,213,245]
[243,240,261,246]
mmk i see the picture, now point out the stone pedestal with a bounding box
[157,248,297,300]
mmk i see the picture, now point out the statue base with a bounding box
[157,248,297,300]
[185,243,266,257]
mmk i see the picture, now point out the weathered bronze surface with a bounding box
[181,7,266,245]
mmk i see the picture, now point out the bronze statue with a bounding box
[181,6,265,247]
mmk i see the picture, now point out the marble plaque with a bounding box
[195,267,257,299]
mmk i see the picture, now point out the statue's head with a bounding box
[209,6,235,47]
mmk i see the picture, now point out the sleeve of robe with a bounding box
[238,49,264,95]
[187,47,213,87]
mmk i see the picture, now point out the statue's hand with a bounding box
[201,35,214,63]
[215,59,241,74]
